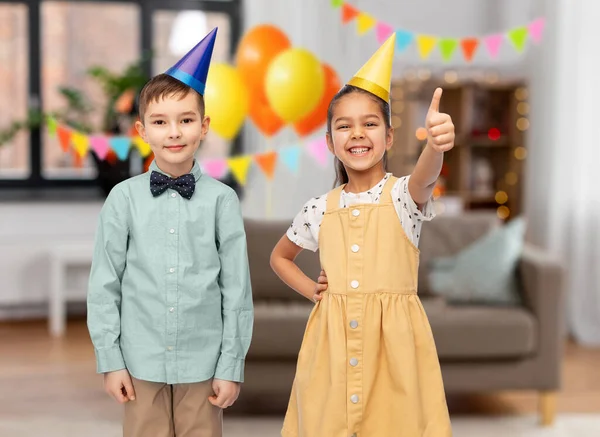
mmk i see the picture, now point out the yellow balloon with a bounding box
[265,48,325,123]
[204,63,249,140]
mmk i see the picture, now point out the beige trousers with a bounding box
[123,377,222,437]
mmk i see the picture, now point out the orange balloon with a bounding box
[236,25,291,103]
[293,64,341,137]
[249,94,285,137]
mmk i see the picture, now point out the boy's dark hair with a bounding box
[138,73,205,122]
[326,85,392,187]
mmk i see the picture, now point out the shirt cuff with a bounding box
[95,345,126,374]
[286,228,318,252]
[214,353,245,383]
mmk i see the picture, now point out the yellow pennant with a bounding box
[227,155,253,186]
[357,13,376,35]
[132,136,152,157]
[71,132,90,158]
[417,35,437,59]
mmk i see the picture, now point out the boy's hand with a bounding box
[104,369,136,403]
[313,270,328,303]
[209,379,240,409]
[426,88,455,153]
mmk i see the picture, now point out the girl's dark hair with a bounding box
[326,85,392,187]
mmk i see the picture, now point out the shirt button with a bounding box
[167,346,173,351]
[350,358,358,367]
[349,320,358,329]
[352,209,360,217]
[169,267,175,273]
[169,307,175,313]
[171,193,177,198]
[350,394,359,404]
[351,280,359,289]
[169,228,175,234]
[351,244,360,253]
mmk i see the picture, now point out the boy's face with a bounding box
[136,92,210,177]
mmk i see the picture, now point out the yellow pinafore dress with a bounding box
[282,176,452,437]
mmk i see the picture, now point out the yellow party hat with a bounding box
[347,33,396,102]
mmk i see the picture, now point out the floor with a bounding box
[1,320,599,436]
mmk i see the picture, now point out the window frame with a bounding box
[0,0,242,192]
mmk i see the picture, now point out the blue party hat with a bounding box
[165,27,217,96]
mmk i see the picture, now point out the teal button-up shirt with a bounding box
[87,160,253,384]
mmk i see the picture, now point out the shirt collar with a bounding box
[149,159,202,182]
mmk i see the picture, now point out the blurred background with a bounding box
[1,0,599,436]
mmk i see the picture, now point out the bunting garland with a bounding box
[332,1,545,62]
[46,117,331,187]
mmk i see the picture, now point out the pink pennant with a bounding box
[308,138,329,168]
[202,158,228,179]
[484,34,503,59]
[376,22,394,44]
[528,18,545,44]
[89,135,110,160]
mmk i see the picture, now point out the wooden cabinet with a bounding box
[387,78,529,219]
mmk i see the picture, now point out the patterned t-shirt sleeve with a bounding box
[392,176,436,247]
[286,196,325,252]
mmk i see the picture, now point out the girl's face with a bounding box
[327,92,393,174]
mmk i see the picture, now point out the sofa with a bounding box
[232,213,565,426]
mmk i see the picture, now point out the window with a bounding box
[0,0,241,191]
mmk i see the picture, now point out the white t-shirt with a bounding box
[286,173,436,252]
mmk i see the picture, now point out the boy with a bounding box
[87,27,253,437]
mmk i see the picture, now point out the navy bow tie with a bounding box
[150,171,196,199]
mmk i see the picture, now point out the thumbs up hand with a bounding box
[425,87,455,153]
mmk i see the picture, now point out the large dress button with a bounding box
[351,244,359,253]
[350,394,359,404]
[349,320,358,329]
[352,209,360,217]
[350,280,359,289]
[350,358,358,367]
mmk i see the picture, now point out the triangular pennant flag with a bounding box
[356,12,376,35]
[72,148,84,168]
[508,26,528,52]
[376,22,394,44]
[528,18,545,44]
[461,38,479,62]
[109,136,131,161]
[89,135,110,160]
[254,151,278,180]
[439,38,458,62]
[307,138,329,168]
[132,136,152,157]
[227,156,252,185]
[396,29,414,53]
[71,132,90,158]
[56,125,72,152]
[484,34,503,59]
[202,158,228,179]
[331,0,343,8]
[416,35,437,59]
[341,3,360,24]
[46,117,57,136]
[280,145,302,174]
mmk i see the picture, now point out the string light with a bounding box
[418,69,431,81]
[392,116,402,128]
[392,101,405,113]
[515,87,528,100]
[495,191,508,204]
[444,71,458,84]
[514,147,527,160]
[415,127,428,141]
[488,128,501,141]
[517,102,529,115]
[505,172,518,185]
[516,117,530,131]
[497,206,510,219]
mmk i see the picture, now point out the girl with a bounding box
[270,34,453,437]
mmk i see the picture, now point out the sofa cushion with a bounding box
[429,305,537,360]
[245,219,321,301]
[418,213,500,295]
[428,217,526,305]
[247,300,314,359]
